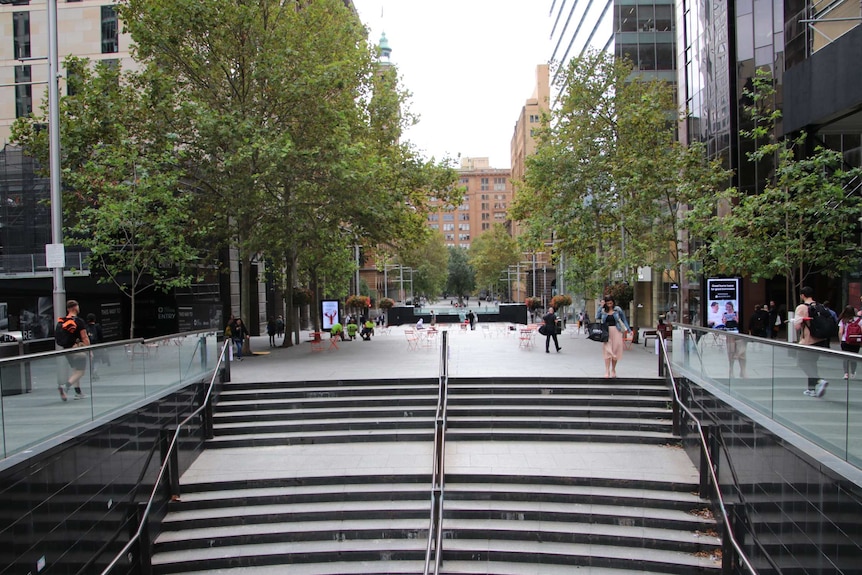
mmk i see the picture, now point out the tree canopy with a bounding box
[12,59,207,337]
[510,50,728,323]
[686,69,862,301]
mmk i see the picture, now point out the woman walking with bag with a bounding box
[599,297,630,378]
[838,305,861,379]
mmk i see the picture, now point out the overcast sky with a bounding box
[352,0,550,169]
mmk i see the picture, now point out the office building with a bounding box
[424,158,512,251]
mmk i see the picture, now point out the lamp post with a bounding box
[45,0,66,322]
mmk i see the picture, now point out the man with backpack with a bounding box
[55,300,90,401]
[793,286,836,398]
[748,304,771,338]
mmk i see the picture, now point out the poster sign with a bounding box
[101,302,123,340]
[320,300,340,331]
[706,278,741,330]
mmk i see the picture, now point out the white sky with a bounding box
[352,0,551,169]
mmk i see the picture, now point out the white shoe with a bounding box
[814,379,828,398]
[803,389,816,396]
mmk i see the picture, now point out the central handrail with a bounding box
[657,334,762,574]
[100,339,230,575]
[424,330,449,575]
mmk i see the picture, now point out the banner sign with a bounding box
[706,277,740,329]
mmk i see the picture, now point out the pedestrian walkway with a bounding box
[232,323,664,384]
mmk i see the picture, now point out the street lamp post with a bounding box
[46,0,66,323]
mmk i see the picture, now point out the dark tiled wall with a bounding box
[0,380,218,575]
[678,378,862,575]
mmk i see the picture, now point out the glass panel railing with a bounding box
[671,325,854,465]
[0,330,220,461]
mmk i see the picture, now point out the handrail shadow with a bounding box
[99,339,230,574]
[659,334,765,574]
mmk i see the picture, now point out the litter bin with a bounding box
[0,332,27,396]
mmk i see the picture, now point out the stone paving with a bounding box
[182,324,698,488]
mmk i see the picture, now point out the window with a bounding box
[480,177,489,191]
[15,65,32,118]
[655,5,673,31]
[459,243,470,249]
[458,203,469,211]
[13,12,30,60]
[656,42,675,70]
[481,202,489,210]
[442,213,454,221]
[494,177,506,191]
[494,202,507,209]
[443,223,455,231]
[481,213,490,220]
[482,223,490,231]
[429,224,439,230]
[458,213,469,221]
[444,234,455,241]
[494,212,506,220]
[458,223,470,231]
[102,6,119,54]
[616,5,638,32]
[428,213,438,221]
[458,234,470,241]
[529,114,540,123]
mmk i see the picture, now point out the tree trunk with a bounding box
[240,251,253,355]
[281,250,296,348]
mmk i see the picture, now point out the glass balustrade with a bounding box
[672,325,861,466]
[0,330,220,461]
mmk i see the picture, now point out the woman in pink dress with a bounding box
[599,296,631,378]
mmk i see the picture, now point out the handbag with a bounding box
[538,324,548,336]
[587,322,609,342]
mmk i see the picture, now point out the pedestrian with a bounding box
[768,300,782,338]
[666,307,678,323]
[86,313,106,379]
[267,316,277,347]
[467,310,476,330]
[793,286,829,397]
[599,297,630,378]
[838,305,860,380]
[276,315,284,339]
[55,299,90,401]
[542,306,561,353]
[361,318,375,340]
[346,318,359,340]
[748,304,770,337]
[232,317,250,360]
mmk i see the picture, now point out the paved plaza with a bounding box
[230,322,665,384]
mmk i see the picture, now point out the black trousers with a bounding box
[545,332,559,351]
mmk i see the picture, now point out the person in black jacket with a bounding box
[542,307,561,353]
[748,304,771,338]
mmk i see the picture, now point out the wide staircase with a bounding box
[150,376,722,574]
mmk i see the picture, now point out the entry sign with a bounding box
[46,243,66,269]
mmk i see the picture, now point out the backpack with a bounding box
[807,303,839,339]
[846,318,862,345]
[56,316,81,348]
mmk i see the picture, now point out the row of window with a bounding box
[11,7,118,117]
[443,234,472,241]
[614,4,674,33]
[616,42,675,71]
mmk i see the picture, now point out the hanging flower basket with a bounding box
[378,297,396,310]
[525,296,543,310]
[550,294,572,310]
[346,294,370,309]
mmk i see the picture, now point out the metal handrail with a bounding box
[424,330,449,575]
[657,334,760,574]
[100,339,230,575]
